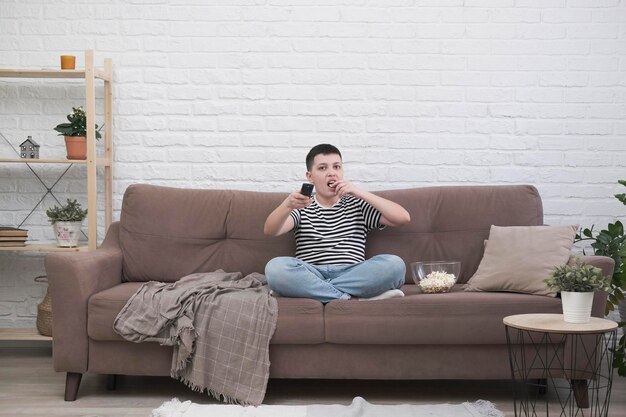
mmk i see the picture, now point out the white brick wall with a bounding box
[1,0,625,327]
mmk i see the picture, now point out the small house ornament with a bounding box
[20,136,40,159]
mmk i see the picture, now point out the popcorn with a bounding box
[418,271,456,293]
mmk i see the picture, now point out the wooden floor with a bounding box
[1,346,625,417]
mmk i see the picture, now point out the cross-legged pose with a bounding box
[264,144,411,303]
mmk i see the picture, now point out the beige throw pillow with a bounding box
[464,225,577,297]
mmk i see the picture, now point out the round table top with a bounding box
[503,313,617,334]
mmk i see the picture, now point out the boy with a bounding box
[264,144,411,303]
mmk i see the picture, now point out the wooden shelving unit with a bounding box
[0,49,113,340]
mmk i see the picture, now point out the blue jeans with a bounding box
[265,254,406,303]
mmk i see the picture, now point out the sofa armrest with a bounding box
[568,255,615,318]
[45,222,123,373]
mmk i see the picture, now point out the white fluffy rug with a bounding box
[151,396,504,417]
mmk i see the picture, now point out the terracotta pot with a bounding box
[64,136,87,160]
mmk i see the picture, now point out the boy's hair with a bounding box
[306,144,342,171]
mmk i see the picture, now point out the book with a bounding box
[0,227,28,237]
[0,241,26,247]
[0,236,27,242]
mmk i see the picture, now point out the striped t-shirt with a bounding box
[289,195,385,265]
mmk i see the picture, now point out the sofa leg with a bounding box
[64,372,82,401]
[106,374,117,391]
[571,379,589,408]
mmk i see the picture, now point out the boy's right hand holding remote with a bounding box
[285,190,312,210]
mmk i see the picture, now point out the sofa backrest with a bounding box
[119,184,542,283]
[368,185,542,283]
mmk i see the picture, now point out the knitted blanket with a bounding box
[113,270,278,406]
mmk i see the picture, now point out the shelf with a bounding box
[0,68,111,82]
[0,244,88,252]
[0,157,111,166]
[0,327,51,341]
[1,158,86,164]
[0,50,113,343]
[0,50,114,252]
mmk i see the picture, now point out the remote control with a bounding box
[300,183,314,197]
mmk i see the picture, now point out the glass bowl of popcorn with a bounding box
[411,261,460,293]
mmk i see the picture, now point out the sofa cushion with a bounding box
[464,225,577,297]
[323,284,562,345]
[88,283,325,344]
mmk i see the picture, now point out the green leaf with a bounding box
[609,221,624,236]
[597,233,611,245]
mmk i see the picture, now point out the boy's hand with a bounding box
[286,191,312,209]
[331,180,362,199]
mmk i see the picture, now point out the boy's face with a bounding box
[306,153,343,198]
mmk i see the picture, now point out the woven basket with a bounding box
[36,277,52,337]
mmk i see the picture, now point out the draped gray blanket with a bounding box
[113,270,278,406]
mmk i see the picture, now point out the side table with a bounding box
[503,313,617,417]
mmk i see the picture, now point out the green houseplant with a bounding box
[46,199,87,248]
[545,259,611,293]
[53,106,102,160]
[545,258,611,324]
[575,179,626,376]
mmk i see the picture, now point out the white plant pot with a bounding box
[53,221,82,247]
[561,291,594,324]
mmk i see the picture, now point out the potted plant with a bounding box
[46,199,88,247]
[545,258,611,324]
[53,106,102,160]
[575,179,626,375]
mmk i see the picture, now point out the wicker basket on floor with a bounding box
[35,276,52,337]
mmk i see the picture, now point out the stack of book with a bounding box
[0,227,28,247]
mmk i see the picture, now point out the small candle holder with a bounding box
[60,55,76,70]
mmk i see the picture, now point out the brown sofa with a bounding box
[46,184,613,401]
